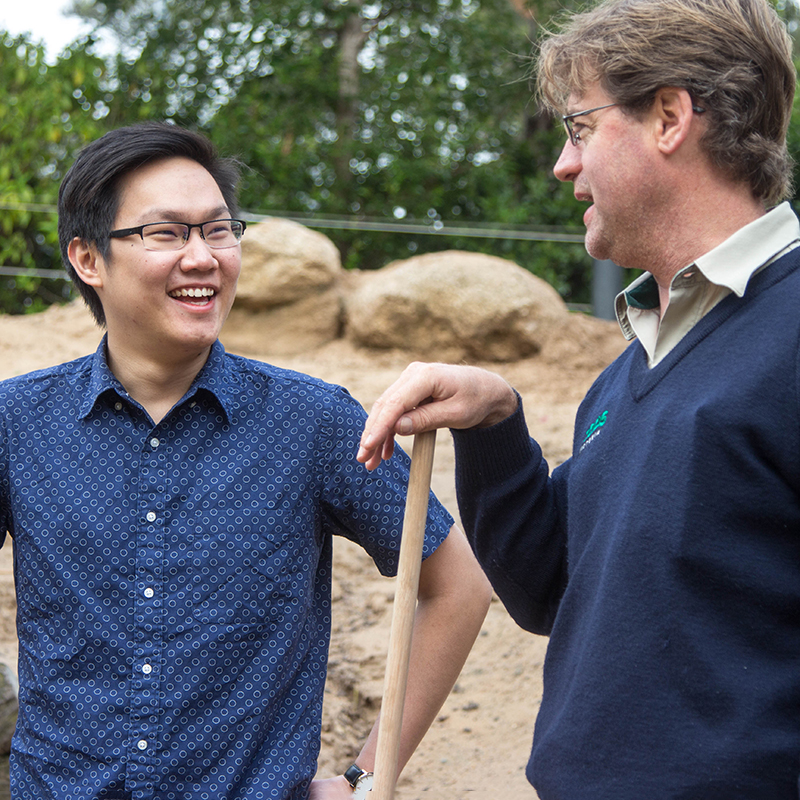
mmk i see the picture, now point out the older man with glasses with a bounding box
[359,0,800,798]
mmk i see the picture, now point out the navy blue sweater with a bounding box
[454,249,800,799]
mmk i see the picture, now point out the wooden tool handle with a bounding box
[371,430,437,800]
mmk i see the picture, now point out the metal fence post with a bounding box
[592,258,623,320]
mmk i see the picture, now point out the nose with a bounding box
[553,138,582,183]
[179,227,218,270]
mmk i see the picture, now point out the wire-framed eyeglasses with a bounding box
[562,103,619,147]
[562,102,706,147]
[109,219,247,251]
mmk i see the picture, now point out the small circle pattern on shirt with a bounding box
[0,343,453,798]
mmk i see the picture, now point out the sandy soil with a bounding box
[0,301,627,799]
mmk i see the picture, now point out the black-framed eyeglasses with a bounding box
[109,218,247,251]
[562,102,706,147]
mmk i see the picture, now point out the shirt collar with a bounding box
[78,336,126,419]
[190,340,241,423]
[693,201,800,297]
[79,337,240,423]
[615,201,800,338]
[615,272,658,340]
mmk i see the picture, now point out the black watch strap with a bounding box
[344,763,368,789]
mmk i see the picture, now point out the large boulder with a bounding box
[222,289,347,357]
[235,217,344,309]
[226,218,346,354]
[346,251,568,361]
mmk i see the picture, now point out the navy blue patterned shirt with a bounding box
[0,339,453,800]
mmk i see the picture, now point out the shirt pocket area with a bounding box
[189,502,318,630]
[16,579,88,663]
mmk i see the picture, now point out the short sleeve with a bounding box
[317,388,453,577]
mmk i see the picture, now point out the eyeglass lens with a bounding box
[564,119,577,146]
[562,103,618,147]
[142,220,244,251]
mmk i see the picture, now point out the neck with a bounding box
[106,336,212,424]
[643,186,766,313]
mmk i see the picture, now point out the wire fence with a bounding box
[0,267,69,279]
[0,201,587,281]
[2,203,613,315]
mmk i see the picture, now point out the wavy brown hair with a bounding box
[536,0,796,205]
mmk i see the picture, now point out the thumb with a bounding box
[394,397,443,435]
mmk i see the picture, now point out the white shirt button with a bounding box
[144,587,154,598]
[115,402,123,411]
[137,739,148,750]
[150,438,160,448]
[142,663,152,674]
[146,511,157,523]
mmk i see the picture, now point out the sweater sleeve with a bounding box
[452,399,569,635]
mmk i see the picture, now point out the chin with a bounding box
[585,237,612,263]
[585,223,626,265]
[173,326,221,352]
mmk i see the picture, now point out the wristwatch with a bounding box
[344,763,374,798]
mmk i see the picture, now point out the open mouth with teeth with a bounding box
[169,287,216,305]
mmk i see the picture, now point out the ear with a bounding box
[651,87,696,155]
[67,237,105,289]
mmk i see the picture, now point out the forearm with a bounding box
[356,577,490,774]
[313,512,490,798]
[353,526,491,776]
[311,573,488,799]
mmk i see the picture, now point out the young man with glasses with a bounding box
[359,0,800,798]
[0,122,491,799]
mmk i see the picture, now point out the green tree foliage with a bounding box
[71,0,590,298]
[3,0,800,315]
[0,33,108,313]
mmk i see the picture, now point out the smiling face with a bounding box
[80,156,241,367]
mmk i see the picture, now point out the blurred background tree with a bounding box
[82,0,589,292]
[0,33,107,312]
[1,0,799,314]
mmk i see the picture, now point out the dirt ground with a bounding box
[0,300,627,799]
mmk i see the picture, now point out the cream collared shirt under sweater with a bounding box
[614,201,800,367]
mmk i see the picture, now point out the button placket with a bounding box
[127,432,168,798]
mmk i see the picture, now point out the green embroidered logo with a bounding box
[582,410,608,445]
